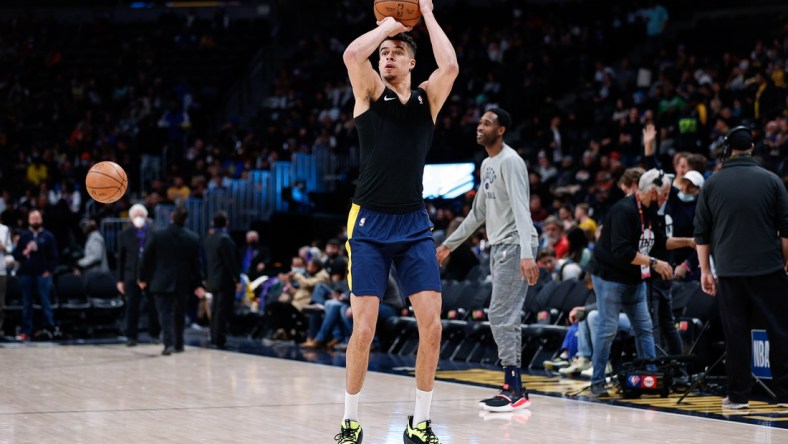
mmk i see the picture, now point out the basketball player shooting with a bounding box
[335,1,458,443]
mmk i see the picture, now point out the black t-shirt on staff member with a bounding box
[694,156,788,277]
[589,194,667,285]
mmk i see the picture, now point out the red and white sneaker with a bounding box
[480,385,531,412]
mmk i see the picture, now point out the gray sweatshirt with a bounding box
[442,144,539,259]
[78,230,110,274]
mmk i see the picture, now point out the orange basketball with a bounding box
[85,161,128,204]
[374,0,421,28]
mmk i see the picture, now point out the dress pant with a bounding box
[155,290,188,349]
[210,286,235,346]
[125,280,160,340]
[717,271,788,404]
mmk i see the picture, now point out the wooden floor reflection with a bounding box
[1,343,786,443]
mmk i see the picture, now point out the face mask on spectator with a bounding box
[132,216,146,228]
[291,267,306,274]
[30,223,42,231]
[677,191,697,202]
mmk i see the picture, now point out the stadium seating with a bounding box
[673,281,720,372]
[85,271,125,333]
[521,279,593,369]
[56,272,91,335]
[1,276,23,336]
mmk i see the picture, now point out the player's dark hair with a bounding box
[383,33,417,56]
[488,107,512,131]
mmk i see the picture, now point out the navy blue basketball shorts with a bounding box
[346,203,442,299]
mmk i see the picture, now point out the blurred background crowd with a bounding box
[0,0,785,290]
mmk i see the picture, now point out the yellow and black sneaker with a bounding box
[403,415,440,444]
[334,419,363,443]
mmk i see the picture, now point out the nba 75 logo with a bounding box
[638,229,655,252]
[482,166,497,199]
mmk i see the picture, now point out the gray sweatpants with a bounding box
[488,244,535,367]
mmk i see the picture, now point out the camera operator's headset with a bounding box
[721,125,752,160]
[651,169,666,187]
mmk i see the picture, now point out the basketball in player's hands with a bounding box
[374,0,421,28]
[85,161,128,204]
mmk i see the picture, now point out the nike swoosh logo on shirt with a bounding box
[383,96,396,101]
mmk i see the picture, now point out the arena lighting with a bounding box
[422,162,475,200]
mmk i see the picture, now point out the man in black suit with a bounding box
[117,204,160,346]
[204,211,241,348]
[239,230,270,280]
[139,205,203,355]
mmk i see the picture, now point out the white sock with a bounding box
[343,391,360,422]
[413,388,433,426]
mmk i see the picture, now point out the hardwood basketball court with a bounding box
[2,340,786,443]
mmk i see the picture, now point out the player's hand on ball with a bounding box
[419,0,434,15]
[377,16,410,35]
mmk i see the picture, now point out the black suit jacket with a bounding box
[204,231,239,293]
[139,224,202,295]
[238,244,270,275]
[117,224,151,284]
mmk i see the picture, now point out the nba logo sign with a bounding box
[418,95,423,105]
[627,375,641,387]
[359,218,366,227]
[751,329,772,379]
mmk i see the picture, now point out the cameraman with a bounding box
[694,126,788,409]
[587,169,695,396]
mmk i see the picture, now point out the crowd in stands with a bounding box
[0,2,785,348]
[0,9,269,264]
[1,3,785,236]
[261,2,786,176]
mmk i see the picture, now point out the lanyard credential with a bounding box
[635,192,651,234]
[635,192,656,280]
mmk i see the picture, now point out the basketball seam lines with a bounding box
[106,162,128,186]
[89,170,125,186]
[88,162,127,202]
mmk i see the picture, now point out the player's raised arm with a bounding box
[343,18,408,116]
[418,0,459,121]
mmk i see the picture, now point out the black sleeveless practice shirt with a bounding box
[352,87,433,213]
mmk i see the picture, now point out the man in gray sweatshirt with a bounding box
[437,107,539,412]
